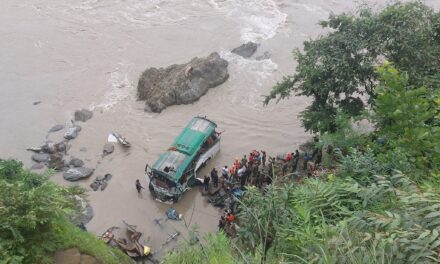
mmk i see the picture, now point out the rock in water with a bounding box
[64,125,81,140]
[63,167,94,181]
[137,52,229,113]
[48,124,65,133]
[74,109,93,122]
[256,51,271,61]
[69,195,94,225]
[231,42,258,58]
[31,163,45,170]
[48,153,65,170]
[103,143,114,156]
[32,153,50,163]
[70,158,84,167]
[90,181,100,191]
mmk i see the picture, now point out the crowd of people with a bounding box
[199,149,311,233]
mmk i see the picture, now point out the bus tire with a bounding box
[149,184,155,197]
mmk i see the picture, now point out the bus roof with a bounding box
[151,117,217,181]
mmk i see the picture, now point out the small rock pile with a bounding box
[90,174,113,191]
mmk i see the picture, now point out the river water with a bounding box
[1,0,439,257]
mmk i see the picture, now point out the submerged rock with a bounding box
[31,163,45,170]
[90,174,112,191]
[70,158,84,168]
[231,42,258,58]
[256,51,271,61]
[48,124,65,133]
[48,153,65,170]
[137,52,229,113]
[63,167,94,181]
[103,143,114,156]
[64,125,82,140]
[32,153,50,163]
[74,109,93,122]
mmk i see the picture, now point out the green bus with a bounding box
[145,116,221,202]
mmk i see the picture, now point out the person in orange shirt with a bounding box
[234,159,240,169]
[230,165,236,180]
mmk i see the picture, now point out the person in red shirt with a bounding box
[226,212,236,224]
[285,152,293,162]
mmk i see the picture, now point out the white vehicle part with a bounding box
[195,140,220,174]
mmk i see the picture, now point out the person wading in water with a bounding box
[135,179,144,195]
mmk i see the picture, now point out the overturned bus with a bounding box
[145,116,220,202]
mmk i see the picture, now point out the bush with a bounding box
[0,159,131,264]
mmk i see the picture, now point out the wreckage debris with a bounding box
[166,207,182,220]
[100,221,153,260]
[108,132,131,147]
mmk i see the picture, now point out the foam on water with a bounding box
[210,0,287,42]
[30,0,286,42]
[219,50,279,110]
[90,63,135,111]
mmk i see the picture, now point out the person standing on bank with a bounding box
[203,175,210,192]
[211,168,219,187]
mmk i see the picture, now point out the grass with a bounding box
[52,218,132,264]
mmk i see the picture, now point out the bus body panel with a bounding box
[146,116,220,203]
[195,140,221,173]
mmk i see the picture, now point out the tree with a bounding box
[265,1,440,134]
[0,160,75,263]
[372,64,440,180]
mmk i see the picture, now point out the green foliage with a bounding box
[372,64,440,180]
[0,159,74,263]
[235,183,291,261]
[316,113,369,155]
[164,232,238,264]
[0,159,131,264]
[266,1,440,134]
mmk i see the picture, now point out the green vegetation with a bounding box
[165,1,440,263]
[0,159,131,264]
[265,1,440,134]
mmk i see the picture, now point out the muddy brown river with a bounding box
[1,0,439,258]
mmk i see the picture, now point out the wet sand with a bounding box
[1,0,439,257]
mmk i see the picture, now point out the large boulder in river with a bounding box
[137,52,229,113]
[231,42,258,58]
[63,167,94,181]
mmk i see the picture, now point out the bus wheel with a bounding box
[149,184,155,197]
[187,177,196,188]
